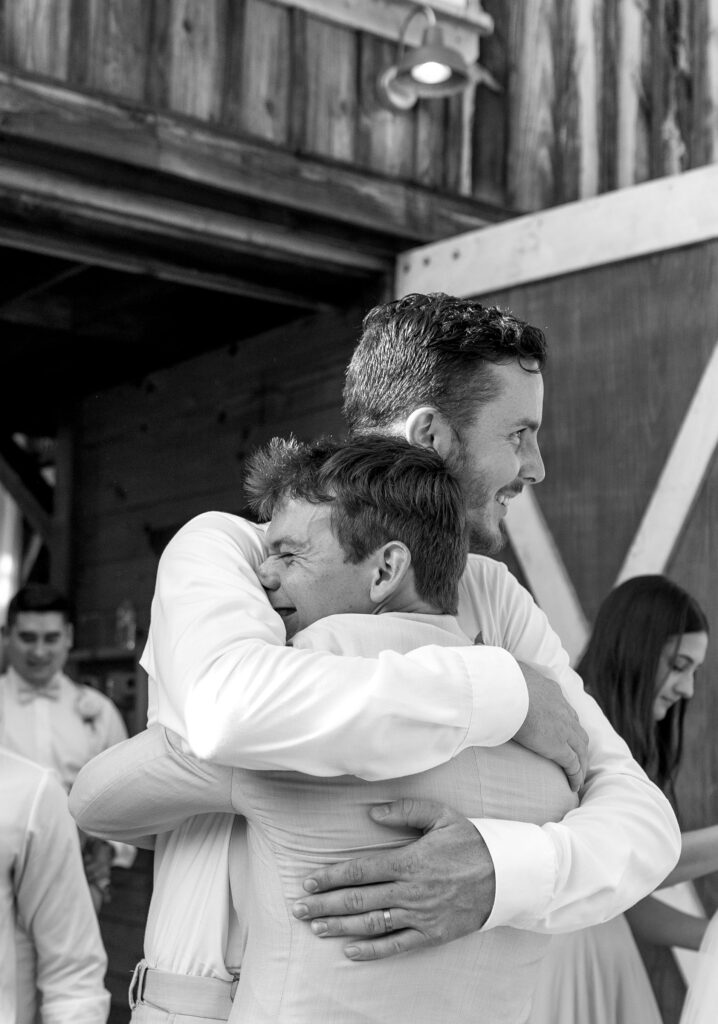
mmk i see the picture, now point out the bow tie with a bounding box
[16,678,62,704]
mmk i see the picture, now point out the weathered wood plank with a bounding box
[301,16,358,162]
[616,0,644,186]
[574,0,600,196]
[266,0,493,60]
[506,0,558,211]
[224,0,291,144]
[471,0,509,205]
[395,163,718,297]
[708,0,718,161]
[166,0,227,122]
[356,34,416,178]
[145,0,173,110]
[0,71,504,240]
[83,0,151,101]
[597,0,619,192]
[414,97,449,189]
[4,0,71,78]
[550,0,581,203]
[0,157,389,273]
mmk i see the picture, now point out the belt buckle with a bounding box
[128,960,149,1009]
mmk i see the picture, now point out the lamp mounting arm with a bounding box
[396,3,437,60]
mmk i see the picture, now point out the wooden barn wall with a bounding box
[71,305,364,655]
[2,0,718,208]
[476,0,718,209]
[0,0,469,195]
[478,238,718,1024]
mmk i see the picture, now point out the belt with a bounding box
[129,960,238,1019]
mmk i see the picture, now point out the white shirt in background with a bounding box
[0,747,110,1024]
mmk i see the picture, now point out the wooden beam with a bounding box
[615,340,718,585]
[395,163,718,296]
[268,0,493,60]
[0,157,390,275]
[0,436,53,544]
[0,225,330,311]
[505,489,590,665]
[0,71,508,244]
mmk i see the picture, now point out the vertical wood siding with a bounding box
[475,238,718,1024]
[6,0,715,208]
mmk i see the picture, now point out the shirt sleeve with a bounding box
[97,696,138,869]
[141,512,527,780]
[461,557,681,932]
[70,726,234,842]
[16,772,110,1024]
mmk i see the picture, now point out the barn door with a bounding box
[396,164,718,1013]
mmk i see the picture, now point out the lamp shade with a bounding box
[393,24,469,98]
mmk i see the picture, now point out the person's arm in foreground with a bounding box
[626,896,707,951]
[657,825,718,889]
[291,559,681,959]
[70,726,233,846]
[19,772,110,1024]
[623,824,718,952]
[146,512,584,782]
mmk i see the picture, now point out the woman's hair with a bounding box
[577,574,709,798]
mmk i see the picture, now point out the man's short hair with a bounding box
[6,584,73,628]
[343,292,547,433]
[245,435,468,615]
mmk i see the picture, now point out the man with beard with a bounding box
[72,294,679,1020]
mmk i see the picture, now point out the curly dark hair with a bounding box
[343,292,547,433]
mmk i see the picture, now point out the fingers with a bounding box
[307,906,408,940]
[562,751,584,792]
[369,797,449,832]
[298,799,452,898]
[300,851,404,899]
[342,929,428,962]
[293,883,398,922]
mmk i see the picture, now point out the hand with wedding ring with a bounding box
[292,798,495,961]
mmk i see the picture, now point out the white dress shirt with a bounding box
[0,666,136,869]
[0,747,110,1024]
[73,611,575,1022]
[0,667,128,792]
[139,510,679,931]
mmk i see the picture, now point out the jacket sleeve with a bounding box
[141,512,528,780]
[69,726,233,842]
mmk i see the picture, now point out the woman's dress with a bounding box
[527,915,662,1024]
[680,908,718,1024]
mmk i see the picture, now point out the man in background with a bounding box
[0,583,135,1020]
[0,583,136,906]
[1,745,110,1023]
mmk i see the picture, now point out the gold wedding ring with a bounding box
[382,908,393,933]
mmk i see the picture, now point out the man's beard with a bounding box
[468,513,507,556]
[445,435,507,556]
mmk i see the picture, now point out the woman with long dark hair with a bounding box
[529,575,715,1024]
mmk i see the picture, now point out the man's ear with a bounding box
[404,406,454,458]
[369,542,412,606]
[66,623,74,648]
